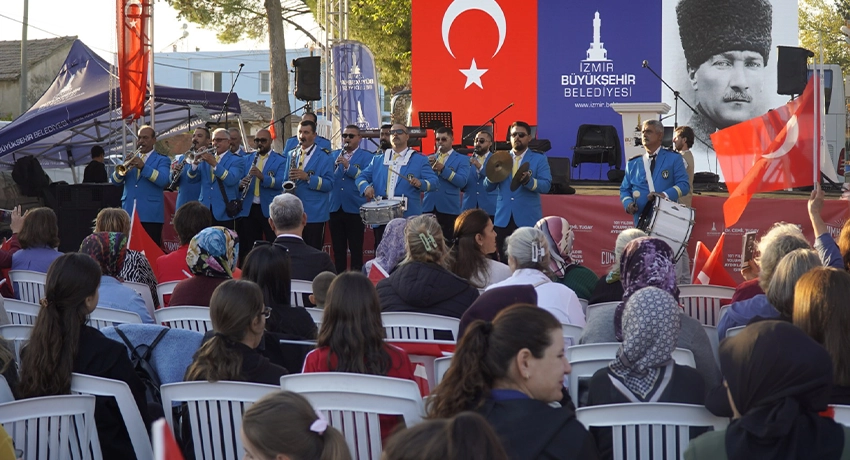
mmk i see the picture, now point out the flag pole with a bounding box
[814,33,821,186]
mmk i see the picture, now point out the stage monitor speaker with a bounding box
[293,56,322,101]
[777,46,814,96]
[548,157,575,195]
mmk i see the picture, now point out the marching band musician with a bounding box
[187,128,245,228]
[235,128,286,264]
[282,112,332,157]
[483,121,552,261]
[377,124,392,153]
[461,130,498,219]
[111,125,171,246]
[228,127,247,156]
[284,120,334,251]
[172,127,209,209]
[422,126,470,241]
[356,123,438,245]
[329,125,372,273]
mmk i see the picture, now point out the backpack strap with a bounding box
[144,328,169,361]
[114,327,140,359]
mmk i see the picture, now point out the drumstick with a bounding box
[388,167,415,185]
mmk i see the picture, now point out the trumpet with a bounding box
[115,147,143,176]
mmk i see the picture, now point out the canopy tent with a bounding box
[0,39,241,170]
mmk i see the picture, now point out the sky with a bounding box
[0,0,321,60]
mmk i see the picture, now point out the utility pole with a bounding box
[20,0,29,114]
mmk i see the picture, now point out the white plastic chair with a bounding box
[154,306,212,333]
[578,298,589,314]
[88,307,143,329]
[291,279,313,307]
[4,298,41,325]
[0,394,101,460]
[562,323,584,348]
[0,375,13,404]
[71,373,153,460]
[726,325,746,338]
[0,323,33,364]
[831,405,850,427]
[280,373,425,460]
[575,402,728,460]
[585,301,620,318]
[160,381,279,460]
[678,284,735,326]
[702,324,720,366]
[304,307,323,327]
[124,281,156,322]
[381,312,460,389]
[156,281,180,307]
[9,269,47,304]
[434,356,452,386]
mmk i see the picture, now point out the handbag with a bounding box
[215,173,243,218]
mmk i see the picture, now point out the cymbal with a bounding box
[510,162,530,191]
[485,150,512,183]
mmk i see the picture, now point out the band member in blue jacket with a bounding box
[329,125,373,273]
[357,123,438,245]
[461,131,498,218]
[171,127,209,210]
[484,121,552,260]
[187,128,245,228]
[423,126,470,240]
[111,125,171,246]
[620,120,690,226]
[284,120,334,251]
[283,112,332,157]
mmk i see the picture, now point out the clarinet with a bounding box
[239,152,261,201]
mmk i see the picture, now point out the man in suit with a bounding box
[83,145,108,183]
[283,112,332,156]
[284,120,334,251]
[172,127,209,209]
[357,123,439,245]
[329,125,372,273]
[620,119,690,226]
[111,125,171,246]
[462,131,498,218]
[187,128,245,229]
[423,126,470,241]
[484,121,552,261]
[236,128,286,264]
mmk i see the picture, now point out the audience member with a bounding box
[242,391,351,460]
[487,227,584,326]
[169,227,238,307]
[793,267,850,404]
[536,216,598,300]
[729,223,809,304]
[458,284,537,338]
[383,411,509,460]
[581,237,720,389]
[838,219,850,271]
[309,271,336,309]
[0,206,24,298]
[79,232,153,323]
[184,280,288,385]
[427,305,597,459]
[17,253,151,459]
[378,215,479,319]
[448,208,511,288]
[11,207,61,273]
[588,228,646,305]
[156,201,212,283]
[0,337,17,400]
[363,217,408,283]
[93,208,160,308]
[685,321,850,460]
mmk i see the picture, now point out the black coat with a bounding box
[82,161,108,183]
[274,235,336,307]
[377,261,478,319]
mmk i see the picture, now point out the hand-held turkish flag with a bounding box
[117,0,150,120]
[152,418,184,460]
[690,241,711,284]
[712,76,819,227]
[128,200,164,279]
[694,234,737,288]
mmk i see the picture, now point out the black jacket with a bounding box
[82,161,108,183]
[274,235,336,307]
[377,261,478,319]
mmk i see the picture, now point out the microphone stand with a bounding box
[641,62,697,128]
[216,63,245,128]
[259,102,310,132]
[462,103,515,150]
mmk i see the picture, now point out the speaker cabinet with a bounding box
[777,46,814,96]
[293,56,322,102]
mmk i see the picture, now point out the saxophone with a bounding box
[282,147,298,194]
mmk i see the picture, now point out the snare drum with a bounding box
[642,198,694,261]
[360,199,405,225]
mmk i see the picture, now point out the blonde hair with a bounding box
[403,215,452,268]
[93,208,131,234]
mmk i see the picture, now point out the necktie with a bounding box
[254,154,268,196]
[650,155,656,174]
[512,153,523,176]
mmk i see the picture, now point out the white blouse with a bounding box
[486,268,586,327]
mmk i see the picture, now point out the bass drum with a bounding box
[639,198,694,262]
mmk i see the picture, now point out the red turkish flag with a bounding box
[712,77,819,227]
[411,0,536,143]
[128,200,164,279]
[152,419,184,460]
[690,241,711,284]
[117,0,150,120]
[694,234,737,288]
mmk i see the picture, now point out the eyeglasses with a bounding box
[475,138,489,144]
[261,306,272,319]
[213,138,229,142]
[341,133,358,139]
[436,137,450,142]
[252,240,290,252]
[510,132,528,138]
[254,138,269,143]
[390,129,407,135]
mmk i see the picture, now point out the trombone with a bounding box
[115,147,143,176]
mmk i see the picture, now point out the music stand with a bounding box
[418,112,453,152]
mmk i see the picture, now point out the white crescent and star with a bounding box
[761,115,799,159]
[441,0,506,89]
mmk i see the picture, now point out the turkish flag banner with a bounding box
[129,200,164,279]
[117,0,150,120]
[411,0,537,142]
[712,77,818,227]
[690,241,711,284]
[694,234,737,288]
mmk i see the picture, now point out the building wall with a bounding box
[0,41,74,120]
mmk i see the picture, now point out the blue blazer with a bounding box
[173,154,202,210]
[330,148,372,214]
[356,149,439,217]
[484,150,552,228]
[187,152,245,222]
[238,151,287,218]
[423,150,470,215]
[111,151,170,223]
[283,136,332,158]
[620,148,690,226]
[462,153,498,216]
[284,145,335,223]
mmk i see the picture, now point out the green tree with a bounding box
[800,0,850,76]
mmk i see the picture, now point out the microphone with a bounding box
[642,60,648,68]
[239,63,245,68]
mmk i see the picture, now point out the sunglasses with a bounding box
[475,138,489,144]
[252,240,290,252]
[341,133,358,139]
[261,306,272,319]
[510,132,528,138]
[254,138,269,143]
[390,129,407,135]
[436,137,450,142]
[213,138,229,142]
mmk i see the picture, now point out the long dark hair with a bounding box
[383,411,508,460]
[426,305,561,419]
[17,253,101,398]
[449,209,491,288]
[242,244,293,313]
[317,272,391,375]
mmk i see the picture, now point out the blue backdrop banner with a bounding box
[332,41,382,150]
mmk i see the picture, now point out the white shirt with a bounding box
[383,148,412,198]
[486,268,585,326]
[470,259,512,288]
[298,144,316,169]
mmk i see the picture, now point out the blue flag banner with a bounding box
[332,41,382,150]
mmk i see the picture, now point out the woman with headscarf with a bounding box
[536,216,598,301]
[580,237,720,389]
[588,228,646,305]
[588,287,705,459]
[79,232,153,323]
[169,227,239,307]
[363,217,408,284]
[685,320,850,460]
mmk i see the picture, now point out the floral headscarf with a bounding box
[535,216,575,278]
[80,232,127,278]
[374,218,408,273]
[614,237,679,341]
[186,226,239,278]
[609,287,681,401]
